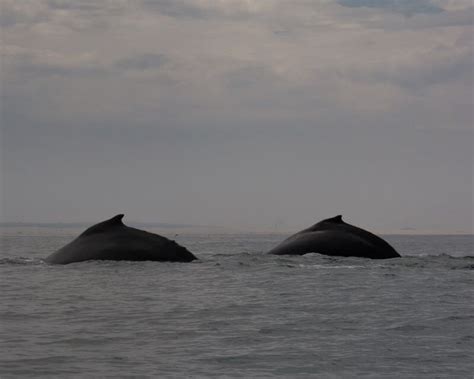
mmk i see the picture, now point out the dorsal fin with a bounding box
[301,215,345,233]
[80,214,125,237]
[107,214,125,225]
[323,215,344,224]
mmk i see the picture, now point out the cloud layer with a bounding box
[1,0,473,232]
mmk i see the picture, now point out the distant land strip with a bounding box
[0,222,206,229]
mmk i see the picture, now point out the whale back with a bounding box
[270,215,400,259]
[80,214,126,237]
[45,214,197,264]
[302,215,345,233]
[299,215,393,251]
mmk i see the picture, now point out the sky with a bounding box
[1,0,473,233]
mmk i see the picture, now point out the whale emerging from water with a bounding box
[45,214,197,264]
[268,215,400,259]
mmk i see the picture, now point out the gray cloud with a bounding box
[140,0,214,19]
[224,65,281,89]
[337,0,444,16]
[9,58,104,79]
[359,8,474,30]
[0,2,48,27]
[0,0,127,30]
[139,0,264,20]
[1,1,472,232]
[115,53,168,71]
[46,0,114,12]
[343,47,473,90]
[2,48,107,83]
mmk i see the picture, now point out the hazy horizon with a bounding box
[1,0,473,234]
[0,217,472,235]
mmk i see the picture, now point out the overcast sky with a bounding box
[1,0,473,233]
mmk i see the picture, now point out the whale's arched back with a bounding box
[80,214,125,237]
[269,215,400,259]
[45,214,197,264]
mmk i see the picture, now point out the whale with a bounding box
[268,215,400,259]
[45,214,197,264]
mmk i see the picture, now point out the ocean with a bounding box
[1,228,473,378]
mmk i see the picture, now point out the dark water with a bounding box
[1,229,473,378]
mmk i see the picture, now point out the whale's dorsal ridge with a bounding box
[324,215,344,224]
[80,214,125,237]
[269,214,401,259]
[303,215,345,233]
[46,213,198,263]
[109,214,125,224]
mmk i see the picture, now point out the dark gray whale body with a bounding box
[45,214,197,264]
[268,215,400,259]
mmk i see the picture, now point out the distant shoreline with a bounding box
[0,222,202,229]
[0,223,472,236]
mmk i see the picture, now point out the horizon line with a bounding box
[0,221,472,236]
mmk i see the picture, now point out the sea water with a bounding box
[1,229,473,378]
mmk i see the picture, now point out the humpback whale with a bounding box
[45,214,197,264]
[268,215,400,259]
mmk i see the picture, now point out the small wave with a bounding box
[436,314,474,322]
[297,264,365,269]
[385,254,474,270]
[0,257,44,265]
[386,322,429,332]
[401,254,474,259]
[209,251,260,258]
[457,264,474,270]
